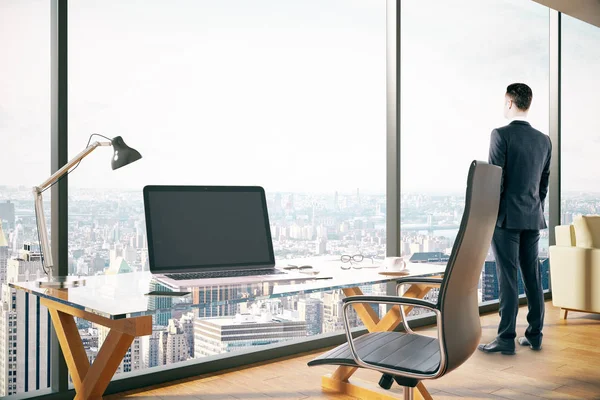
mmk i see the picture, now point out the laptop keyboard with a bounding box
[165,269,286,280]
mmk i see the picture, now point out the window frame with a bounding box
[6,1,561,399]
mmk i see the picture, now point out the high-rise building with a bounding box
[401,240,411,257]
[316,225,328,239]
[109,243,123,264]
[297,298,323,336]
[315,237,327,255]
[423,239,440,253]
[97,326,141,374]
[406,286,441,317]
[9,227,20,255]
[481,259,551,302]
[90,256,106,276]
[86,348,98,365]
[140,250,149,272]
[124,246,137,265]
[0,222,9,292]
[7,244,45,283]
[74,328,99,379]
[135,222,146,249]
[409,242,422,255]
[110,223,121,244]
[159,319,189,365]
[147,280,172,326]
[540,258,550,291]
[481,260,499,302]
[0,201,15,230]
[141,313,195,369]
[482,260,527,302]
[79,328,98,350]
[561,212,574,225]
[192,285,240,319]
[140,326,166,369]
[0,247,49,396]
[179,313,195,359]
[323,291,358,333]
[194,313,306,358]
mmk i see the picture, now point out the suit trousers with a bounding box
[492,227,545,344]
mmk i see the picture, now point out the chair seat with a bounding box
[308,331,440,375]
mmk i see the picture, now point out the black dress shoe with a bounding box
[518,336,542,351]
[477,339,515,355]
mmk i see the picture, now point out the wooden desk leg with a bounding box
[322,282,439,399]
[45,299,152,400]
[47,308,89,392]
[76,330,135,400]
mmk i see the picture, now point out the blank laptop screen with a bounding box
[144,186,274,272]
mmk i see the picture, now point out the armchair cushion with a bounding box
[555,225,576,247]
[573,215,600,248]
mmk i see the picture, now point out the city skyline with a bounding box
[0,181,591,395]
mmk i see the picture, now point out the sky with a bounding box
[1,0,599,194]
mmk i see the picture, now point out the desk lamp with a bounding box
[34,134,142,288]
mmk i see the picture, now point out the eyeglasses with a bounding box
[340,254,374,270]
[283,264,313,271]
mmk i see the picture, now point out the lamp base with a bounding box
[37,275,86,289]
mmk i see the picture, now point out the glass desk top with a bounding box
[10,262,446,320]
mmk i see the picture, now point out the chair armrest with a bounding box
[396,277,443,295]
[395,277,444,285]
[340,295,443,380]
[342,295,438,311]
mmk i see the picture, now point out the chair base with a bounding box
[379,374,394,390]
[322,373,432,400]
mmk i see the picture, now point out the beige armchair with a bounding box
[549,215,600,319]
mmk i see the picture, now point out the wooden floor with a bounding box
[108,302,600,400]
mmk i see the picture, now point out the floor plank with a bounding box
[110,302,600,399]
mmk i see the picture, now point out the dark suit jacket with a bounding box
[488,120,552,230]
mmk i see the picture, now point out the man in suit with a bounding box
[478,83,552,355]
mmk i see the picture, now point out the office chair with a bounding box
[308,161,501,400]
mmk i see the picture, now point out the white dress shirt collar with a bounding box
[510,115,529,123]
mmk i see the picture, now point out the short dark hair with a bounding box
[506,83,533,111]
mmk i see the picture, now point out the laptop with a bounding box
[143,185,318,289]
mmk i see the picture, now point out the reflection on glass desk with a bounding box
[9,262,446,320]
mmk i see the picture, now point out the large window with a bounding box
[561,16,600,222]
[0,0,51,396]
[68,0,385,375]
[400,0,550,305]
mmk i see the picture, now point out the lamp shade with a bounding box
[111,136,142,170]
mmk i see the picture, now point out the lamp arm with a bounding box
[32,140,111,274]
[36,141,112,191]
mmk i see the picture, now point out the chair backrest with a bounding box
[437,161,501,375]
